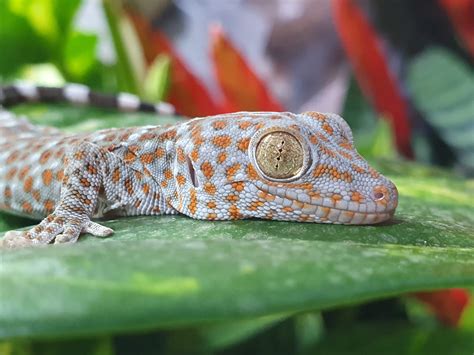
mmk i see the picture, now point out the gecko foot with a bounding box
[0,215,114,249]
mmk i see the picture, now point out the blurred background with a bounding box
[1,0,473,175]
[0,1,473,354]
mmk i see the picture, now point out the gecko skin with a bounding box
[0,83,398,248]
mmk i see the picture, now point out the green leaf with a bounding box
[143,55,171,102]
[307,322,474,355]
[407,47,474,174]
[0,106,473,340]
[0,2,49,76]
[62,31,99,81]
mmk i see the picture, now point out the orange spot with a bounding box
[39,150,52,164]
[247,164,259,179]
[226,194,239,202]
[139,132,157,141]
[32,190,41,202]
[331,194,342,203]
[164,169,173,180]
[87,164,97,175]
[204,182,216,195]
[212,120,227,130]
[22,201,33,213]
[42,169,53,186]
[23,176,33,193]
[305,111,327,121]
[176,147,186,163]
[155,147,165,159]
[56,169,64,182]
[207,201,217,209]
[6,167,17,180]
[124,178,134,195]
[112,168,121,183]
[176,174,187,186]
[4,186,12,199]
[188,188,198,215]
[212,135,232,149]
[351,191,364,202]
[190,149,199,162]
[44,200,55,213]
[237,138,250,152]
[140,153,155,164]
[238,121,252,130]
[201,161,214,180]
[217,152,227,164]
[232,182,245,192]
[6,151,20,164]
[207,213,217,220]
[142,184,150,195]
[309,135,318,144]
[226,163,241,180]
[322,122,334,135]
[282,206,293,212]
[228,204,241,219]
[18,166,30,180]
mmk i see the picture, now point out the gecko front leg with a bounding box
[2,141,137,247]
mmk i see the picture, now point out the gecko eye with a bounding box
[252,130,309,181]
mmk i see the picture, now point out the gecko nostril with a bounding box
[372,186,387,201]
[374,191,385,201]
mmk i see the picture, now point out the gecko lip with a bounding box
[255,183,396,224]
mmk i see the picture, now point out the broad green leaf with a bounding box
[408,47,474,174]
[0,106,473,340]
[62,31,99,81]
[0,3,49,76]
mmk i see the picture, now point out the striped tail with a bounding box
[0,82,177,116]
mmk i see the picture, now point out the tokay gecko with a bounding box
[0,83,398,248]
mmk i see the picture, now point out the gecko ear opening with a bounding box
[186,155,199,188]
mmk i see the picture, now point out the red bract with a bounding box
[127,10,220,117]
[440,0,474,57]
[331,0,413,158]
[210,24,284,112]
[415,289,470,326]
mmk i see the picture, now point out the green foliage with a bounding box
[408,47,474,174]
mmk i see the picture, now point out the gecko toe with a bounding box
[83,221,114,237]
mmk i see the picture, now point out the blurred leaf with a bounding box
[0,337,114,355]
[18,64,65,86]
[307,322,474,355]
[62,31,98,81]
[414,289,470,326]
[0,2,49,75]
[408,47,474,175]
[143,55,171,102]
[369,118,397,159]
[103,0,141,94]
[210,24,284,112]
[128,9,219,116]
[439,0,474,57]
[332,0,413,158]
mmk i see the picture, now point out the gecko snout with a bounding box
[372,181,398,212]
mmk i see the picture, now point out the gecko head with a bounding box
[178,111,398,224]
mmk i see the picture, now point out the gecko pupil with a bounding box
[255,131,304,180]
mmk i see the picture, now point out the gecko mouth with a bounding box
[255,182,395,225]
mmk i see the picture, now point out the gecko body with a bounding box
[0,83,398,247]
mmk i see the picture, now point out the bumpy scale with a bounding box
[0,83,398,248]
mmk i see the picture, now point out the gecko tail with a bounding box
[0,82,177,116]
